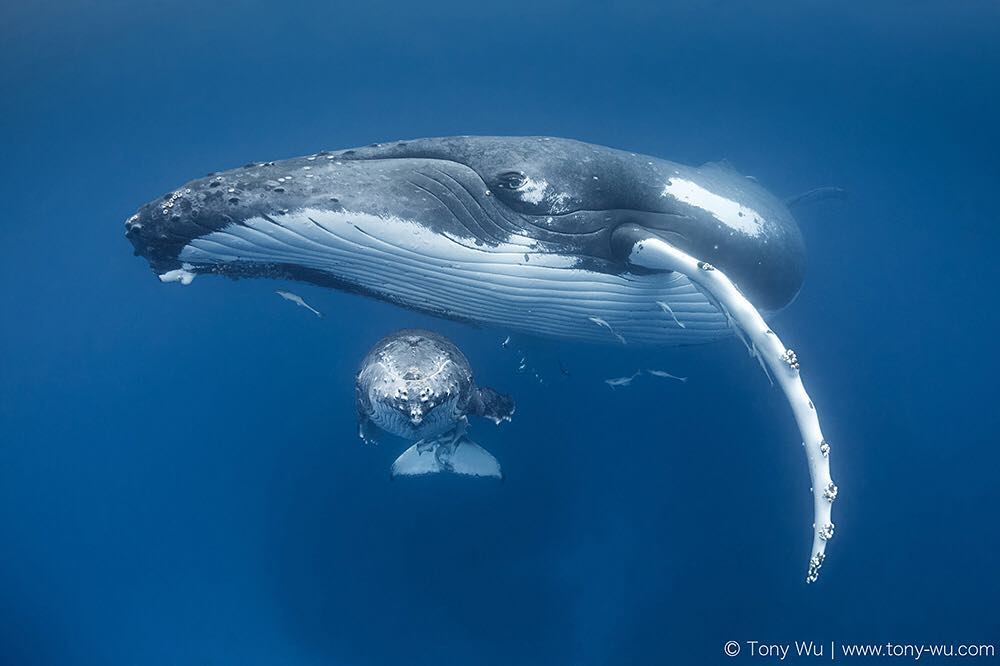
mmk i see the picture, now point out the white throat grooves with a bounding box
[629,237,837,584]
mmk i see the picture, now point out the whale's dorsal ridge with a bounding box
[785,186,849,210]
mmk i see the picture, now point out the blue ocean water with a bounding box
[1,1,998,664]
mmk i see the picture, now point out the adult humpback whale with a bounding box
[125,136,837,583]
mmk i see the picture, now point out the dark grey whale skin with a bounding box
[125,136,805,312]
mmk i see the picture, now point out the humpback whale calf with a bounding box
[356,329,514,478]
[126,136,838,582]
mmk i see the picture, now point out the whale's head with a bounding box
[126,136,805,337]
[355,329,472,440]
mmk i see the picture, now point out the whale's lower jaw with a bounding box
[172,207,733,346]
[368,395,462,441]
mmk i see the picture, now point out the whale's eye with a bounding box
[495,171,527,190]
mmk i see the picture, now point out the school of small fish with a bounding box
[605,369,688,389]
[272,296,685,393]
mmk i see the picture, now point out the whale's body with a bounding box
[356,329,514,478]
[126,136,837,581]
[126,136,804,346]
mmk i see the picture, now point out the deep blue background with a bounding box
[2,1,998,664]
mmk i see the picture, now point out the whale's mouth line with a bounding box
[128,152,720,296]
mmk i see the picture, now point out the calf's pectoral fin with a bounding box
[611,224,838,584]
[391,433,502,479]
[470,387,516,425]
[357,413,379,446]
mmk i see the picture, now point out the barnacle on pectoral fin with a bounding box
[806,552,826,584]
[626,235,838,583]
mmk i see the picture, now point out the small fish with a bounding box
[605,370,642,389]
[646,369,688,383]
[276,290,322,317]
[501,335,511,348]
[656,301,686,328]
[588,316,627,345]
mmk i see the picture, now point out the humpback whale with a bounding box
[125,136,838,582]
[356,329,514,478]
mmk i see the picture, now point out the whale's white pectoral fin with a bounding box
[391,434,502,479]
[628,236,836,584]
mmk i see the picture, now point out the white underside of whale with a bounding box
[175,208,736,345]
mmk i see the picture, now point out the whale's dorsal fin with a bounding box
[785,186,848,211]
[470,386,515,424]
[702,158,739,173]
